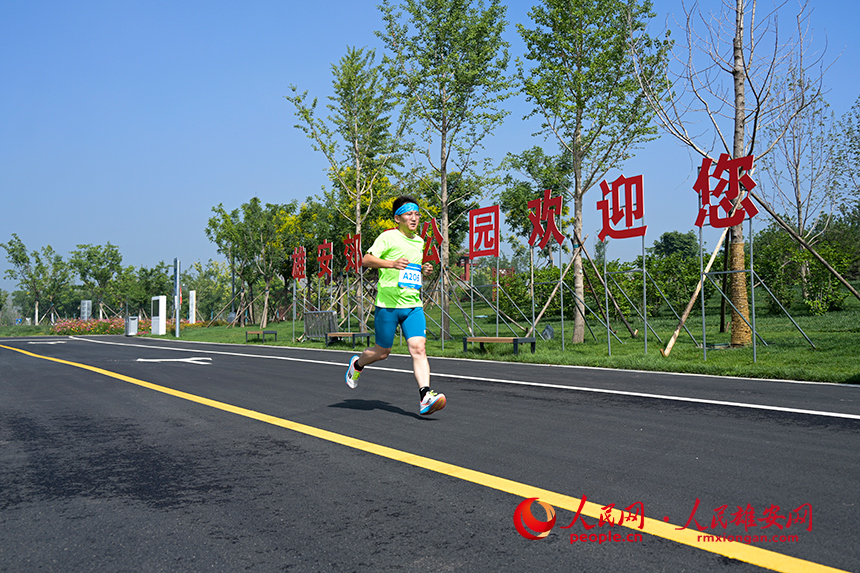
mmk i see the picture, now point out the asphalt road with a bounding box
[1,335,858,572]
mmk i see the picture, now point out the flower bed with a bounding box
[51,317,154,335]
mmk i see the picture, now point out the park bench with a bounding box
[304,310,372,349]
[462,336,536,355]
[246,330,278,343]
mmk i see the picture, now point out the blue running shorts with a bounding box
[374,306,426,349]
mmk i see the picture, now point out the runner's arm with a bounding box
[362,253,410,270]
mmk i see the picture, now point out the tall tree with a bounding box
[499,146,574,265]
[518,0,670,343]
[633,0,827,345]
[0,288,8,325]
[287,46,407,237]
[833,95,860,202]
[69,243,123,319]
[206,204,253,325]
[760,75,838,245]
[1,234,71,324]
[378,0,513,336]
[239,198,294,329]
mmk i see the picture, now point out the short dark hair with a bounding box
[392,195,419,218]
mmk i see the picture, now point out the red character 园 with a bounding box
[469,205,500,259]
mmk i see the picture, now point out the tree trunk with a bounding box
[730,0,752,347]
[440,120,451,340]
[572,192,586,344]
[260,280,270,329]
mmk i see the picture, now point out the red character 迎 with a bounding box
[597,174,647,241]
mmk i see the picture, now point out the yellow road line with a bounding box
[0,343,848,573]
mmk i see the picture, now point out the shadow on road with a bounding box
[328,399,436,421]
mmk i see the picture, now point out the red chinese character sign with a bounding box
[597,174,647,241]
[343,234,362,273]
[528,189,566,249]
[693,153,759,228]
[469,205,500,259]
[317,241,333,278]
[421,218,443,264]
[291,247,306,280]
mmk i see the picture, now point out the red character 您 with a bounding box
[469,205,500,259]
[528,189,566,249]
[597,174,647,241]
[693,153,759,228]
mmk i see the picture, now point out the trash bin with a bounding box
[125,316,139,336]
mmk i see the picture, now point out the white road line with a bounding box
[136,357,212,364]
[70,336,860,420]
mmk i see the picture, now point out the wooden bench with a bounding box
[462,336,536,355]
[326,331,373,349]
[246,330,278,342]
[304,311,371,349]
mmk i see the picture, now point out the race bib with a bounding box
[398,263,423,290]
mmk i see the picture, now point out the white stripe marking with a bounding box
[70,336,860,420]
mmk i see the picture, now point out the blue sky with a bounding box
[1,0,858,296]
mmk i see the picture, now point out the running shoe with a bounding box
[419,389,446,415]
[345,355,361,389]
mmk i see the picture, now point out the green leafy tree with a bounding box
[0,288,9,325]
[499,146,574,265]
[517,0,670,343]
[206,204,253,324]
[1,234,71,324]
[69,243,123,319]
[182,260,232,322]
[378,0,513,336]
[287,46,407,237]
[650,231,698,259]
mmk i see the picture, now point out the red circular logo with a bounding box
[513,497,557,540]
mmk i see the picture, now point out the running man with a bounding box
[344,196,446,416]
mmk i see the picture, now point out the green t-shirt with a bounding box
[368,228,424,308]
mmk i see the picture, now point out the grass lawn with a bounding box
[3,293,859,384]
